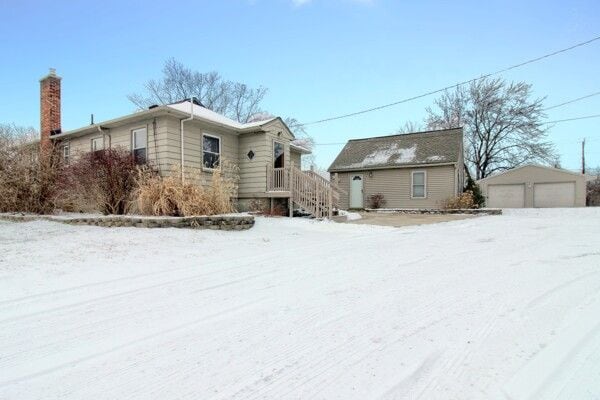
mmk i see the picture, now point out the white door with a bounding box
[534,182,575,208]
[350,175,363,208]
[487,184,525,208]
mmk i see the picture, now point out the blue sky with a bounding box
[1,0,599,170]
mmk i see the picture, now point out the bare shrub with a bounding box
[0,124,62,214]
[367,193,386,209]
[442,191,478,210]
[58,148,140,215]
[134,161,238,217]
[587,178,600,206]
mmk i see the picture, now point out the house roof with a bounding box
[52,99,287,140]
[166,100,277,130]
[328,127,462,172]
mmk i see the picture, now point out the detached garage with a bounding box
[478,165,586,208]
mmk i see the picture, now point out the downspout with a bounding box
[180,98,194,182]
[97,125,110,148]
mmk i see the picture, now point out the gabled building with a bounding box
[328,128,464,209]
[40,69,335,216]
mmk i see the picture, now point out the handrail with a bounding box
[266,164,339,219]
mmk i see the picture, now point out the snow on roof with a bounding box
[346,144,417,169]
[167,100,276,130]
[328,128,462,172]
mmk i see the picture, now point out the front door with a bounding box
[350,174,363,208]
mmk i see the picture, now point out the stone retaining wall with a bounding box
[0,213,255,230]
[363,208,502,215]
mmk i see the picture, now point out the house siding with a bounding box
[58,115,299,205]
[478,165,586,207]
[335,164,457,209]
[64,117,169,172]
[290,149,302,168]
[238,119,294,198]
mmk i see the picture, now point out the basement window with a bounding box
[411,171,426,198]
[202,134,221,169]
[132,128,147,164]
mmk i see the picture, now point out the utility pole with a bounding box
[581,138,586,174]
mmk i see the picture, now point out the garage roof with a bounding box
[478,164,585,182]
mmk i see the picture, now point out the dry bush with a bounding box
[367,193,386,209]
[588,177,600,206]
[442,191,478,210]
[58,148,140,215]
[0,124,62,214]
[134,161,238,217]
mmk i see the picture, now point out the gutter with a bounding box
[328,161,458,173]
[180,99,194,182]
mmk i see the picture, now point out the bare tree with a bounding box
[396,120,424,134]
[128,58,268,123]
[425,77,556,179]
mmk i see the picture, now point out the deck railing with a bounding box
[266,163,338,219]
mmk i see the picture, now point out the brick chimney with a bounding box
[40,68,61,149]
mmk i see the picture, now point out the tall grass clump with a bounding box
[134,161,239,217]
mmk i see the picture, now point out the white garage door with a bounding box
[534,182,575,208]
[487,184,525,208]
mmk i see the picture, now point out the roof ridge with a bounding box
[348,127,461,142]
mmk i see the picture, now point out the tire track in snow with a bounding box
[0,299,265,389]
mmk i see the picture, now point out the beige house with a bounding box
[477,165,586,208]
[40,69,336,216]
[328,128,464,209]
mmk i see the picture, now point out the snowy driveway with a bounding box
[1,209,599,399]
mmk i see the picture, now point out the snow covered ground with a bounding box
[1,209,599,399]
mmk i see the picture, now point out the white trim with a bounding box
[202,132,222,171]
[411,170,427,199]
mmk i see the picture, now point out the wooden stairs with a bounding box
[266,164,341,219]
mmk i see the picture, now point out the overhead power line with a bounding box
[302,34,600,126]
[313,113,600,146]
[545,114,600,124]
[544,91,600,110]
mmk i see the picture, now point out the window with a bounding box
[91,137,104,153]
[202,134,220,169]
[62,143,70,164]
[132,128,147,164]
[273,141,284,168]
[412,171,426,198]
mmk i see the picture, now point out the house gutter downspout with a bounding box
[180,99,194,182]
[97,125,110,147]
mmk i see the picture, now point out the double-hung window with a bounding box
[132,128,147,164]
[91,137,104,153]
[411,171,426,198]
[202,134,220,169]
[62,143,70,164]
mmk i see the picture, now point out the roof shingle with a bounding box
[328,128,462,172]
